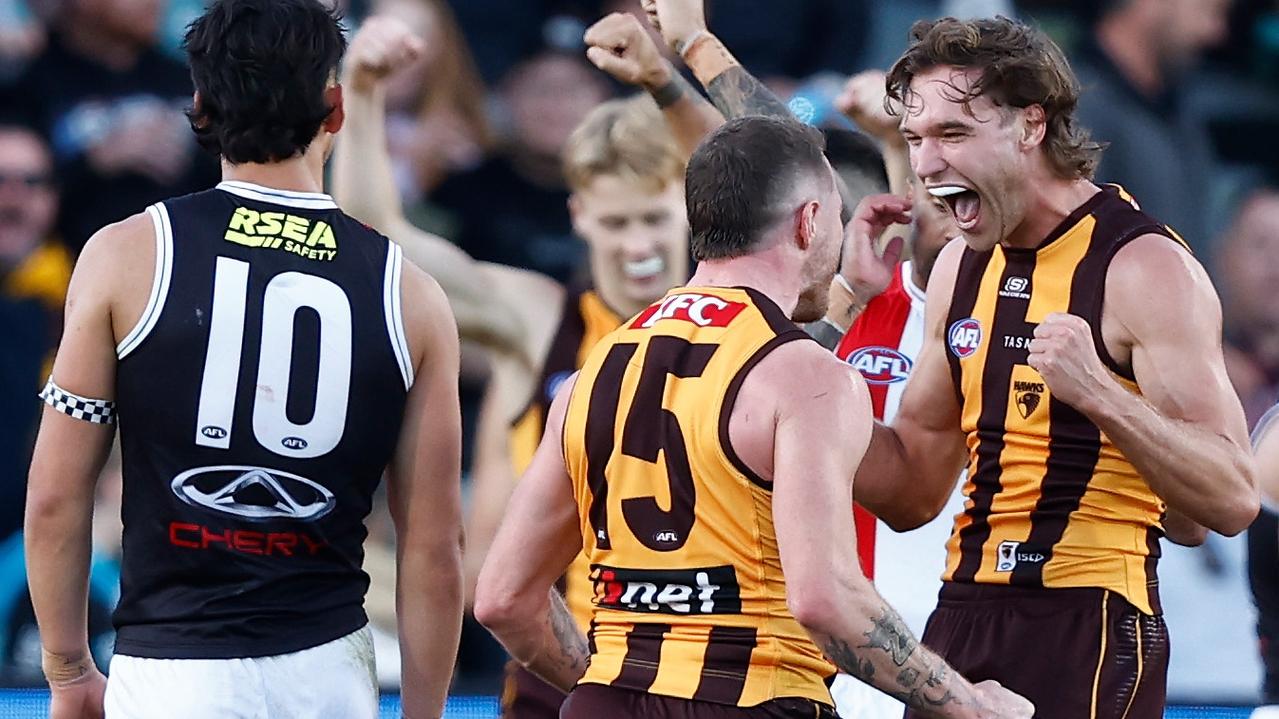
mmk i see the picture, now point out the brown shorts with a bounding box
[560,683,838,719]
[904,583,1168,719]
[501,661,566,719]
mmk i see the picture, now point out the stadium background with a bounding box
[1,0,1278,715]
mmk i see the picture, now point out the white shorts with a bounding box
[104,625,377,719]
[830,672,904,719]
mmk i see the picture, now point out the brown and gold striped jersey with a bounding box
[509,286,622,631]
[562,286,836,707]
[942,185,1188,615]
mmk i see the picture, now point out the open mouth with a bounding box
[624,256,665,281]
[928,185,981,231]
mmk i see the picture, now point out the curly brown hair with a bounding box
[885,16,1104,180]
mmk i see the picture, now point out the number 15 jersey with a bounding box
[562,286,836,708]
[112,181,413,659]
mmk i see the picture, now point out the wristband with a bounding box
[42,648,96,687]
[681,32,739,88]
[649,76,685,109]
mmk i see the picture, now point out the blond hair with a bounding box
[563,95,684,193]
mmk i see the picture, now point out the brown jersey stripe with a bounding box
[512,286,588,428]
[945,248,993,407]
[613,622,670,691]
[587,619,599,656]
[583,342,638,551]
[1144,525,1163,614]
[741,286,802,336]
[692,625,759,704]
[953,250,1039,582]
[718,330,813,491]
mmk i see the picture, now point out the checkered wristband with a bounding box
[39,378,116,425]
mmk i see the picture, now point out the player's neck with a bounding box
[1002,178,1101,251]
[220,156,326,196]
[688,253,799,318]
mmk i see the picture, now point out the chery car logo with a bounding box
[171,465,336,522]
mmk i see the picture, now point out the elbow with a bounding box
[1212,494,1261,538]
[472,584,517,636]
[786,580,843,636]
[879,493,947,533]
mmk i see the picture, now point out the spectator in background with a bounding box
[1073,0,1232,256]
[1217,188,1279,425]
[432,49,612,283]
[376,0,492,235]
[0,124,68,543]
[13,0,217,254]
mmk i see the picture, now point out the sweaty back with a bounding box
[112,181,412,658]
[562,285,834,707]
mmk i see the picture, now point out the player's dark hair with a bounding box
[183,0,347,164]
[886,16,1103,181]
[685,116,829,261]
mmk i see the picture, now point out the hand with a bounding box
[343,15,425,93]
[972,679,1034,718]
[48,666,106,719]
[642,0,708,55]
[840,193,911,303]
[584,13,672,90]
[835,70,903,147]
[1026,313,1115,413]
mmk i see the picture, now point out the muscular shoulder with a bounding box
[399,258,460,369]
[1106,233,1220,338]
[73,212,156,335]
[743,338,869,420]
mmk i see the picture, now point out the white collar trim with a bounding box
[217,180,337,210]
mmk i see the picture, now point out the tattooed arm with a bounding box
[475,376,589,693]
[741,340,1032,718]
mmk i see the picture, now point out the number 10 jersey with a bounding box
[562,285,836,708]
[112,181,412,659]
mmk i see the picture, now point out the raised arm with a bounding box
[851,234,968,530]
[386,265,465,719]
[583,12,723,158]
[474,376,587,692]
[1027,235,1259,536]
[334,17,551,362]
[746,342,1029,717]
[26,214,155,718]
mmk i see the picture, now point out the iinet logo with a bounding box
[629,293,747,330]
[592,564,742,615]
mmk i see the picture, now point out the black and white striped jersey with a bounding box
[112,180,412,659]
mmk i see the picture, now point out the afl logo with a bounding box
[171,465,336,522]
[948,318,983,359]
[200,426,227,440]
[848,347,913,384]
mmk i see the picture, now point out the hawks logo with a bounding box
[848,347,913,384]
[947,318,983,359]
[1014,380,1045,419]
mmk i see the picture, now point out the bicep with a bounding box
[388,273,463,542]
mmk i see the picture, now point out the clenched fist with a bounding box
[641,0,708,55]
[1026,313,1114,414]
[342,16,425,93]
[835,70,903,147]
[584,13,671,91]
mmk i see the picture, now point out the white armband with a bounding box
[39,378,116,425]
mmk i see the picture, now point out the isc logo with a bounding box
[848,347,913,384]
[947,318,983,359]
[592,564,741,615]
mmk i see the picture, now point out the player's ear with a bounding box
[1019,104,1046,151]
[323,84,345,135]
[795,199,819,251]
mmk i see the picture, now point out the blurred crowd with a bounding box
[1,0,1278,702]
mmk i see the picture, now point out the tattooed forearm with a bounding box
[530,590,590,692]
[817,607,979,714]
[860,607,919,666]
[704,66,793,121]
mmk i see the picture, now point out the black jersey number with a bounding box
[194,257,353,458]
[585,336,718,552]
